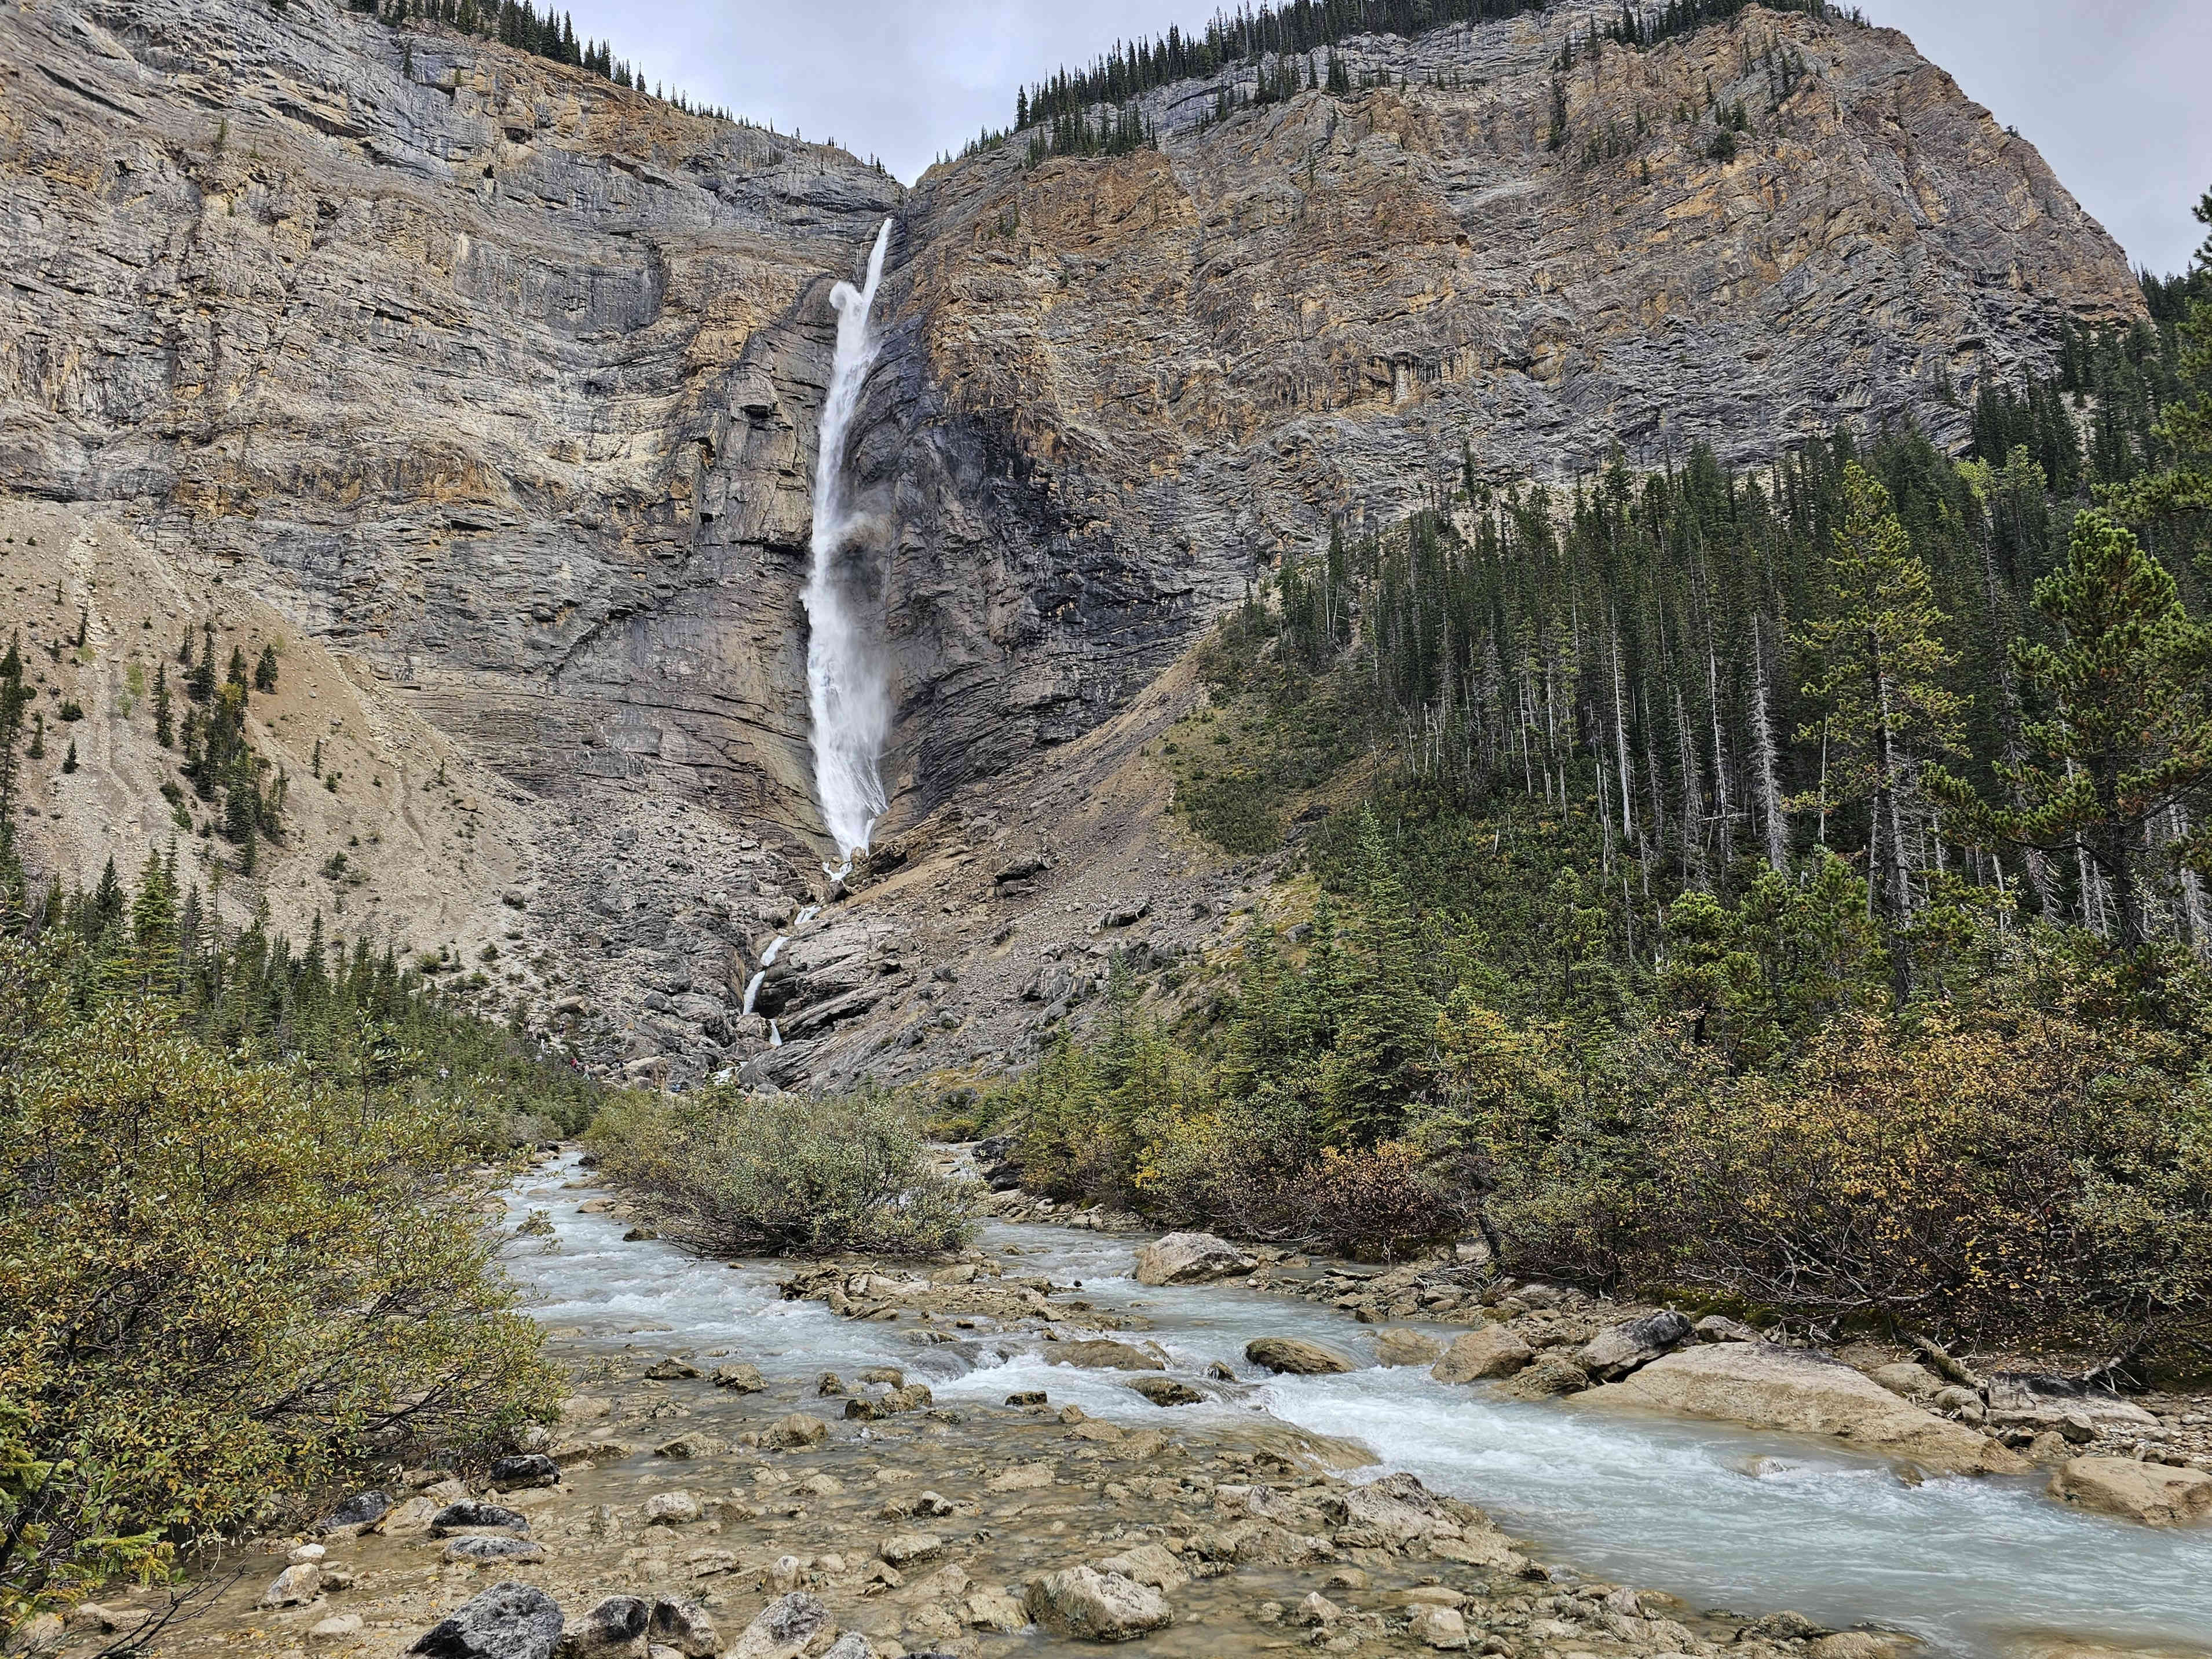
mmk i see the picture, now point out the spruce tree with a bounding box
[1794,465,1964,1006]
[1932,511,2212,951]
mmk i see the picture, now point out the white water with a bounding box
[766,1020,783,1047]
[501,1160,2212,1658]
[803,220,895,874]
[740,970,767,1017]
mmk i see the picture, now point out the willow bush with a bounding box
[586,1084,974,1258]
[0,944,561,1635]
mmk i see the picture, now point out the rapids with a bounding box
[500,1158,2212,1657]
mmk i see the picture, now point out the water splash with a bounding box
[803,219,894,874]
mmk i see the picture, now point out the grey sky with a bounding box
[561,0,2210,275]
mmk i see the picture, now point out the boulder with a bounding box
[560,1597,648,1658]
[1023,1566,1173,1642]
[408,1583,565,1659]
[1431,1327,1534,1384]
[2047,1457,2212,1526]
[1497,1359,1591,1399]
[1290,1592,1341,1628]
[1408,1604,1471,1650]
[1132,1232,1252,1286]
[880,1532,944,1567]
[316,1490,392,1534]
[711,1363,767,1393]
[488,1454,560,1491]
[432,1503,530,1537]
[308,1614,366,1647]
[1692,1315,1762,1343]
[1375,1328,1445,1367]
[1323,1472,1462,1545]
[965,1588,1029,1632]
[642,1490,703,1526]
[1868,1362,1940,1402]
[1127,1376,1204,1408]
[443,1537,547,1564]
[1581,1344,2029,1475]
[1575,1310,1692,1380]
[1045,1339,1165,1372]
[725,1594,831,1659]
[1096,1543,1190,1592]
[765,1413,831,1448]
[261,1563,323,1607]
[644,1359,700,1381]
[646,1600,719,1658]
[1245,1337,1357,1376]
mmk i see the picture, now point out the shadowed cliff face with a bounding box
[0,0,2146,1083]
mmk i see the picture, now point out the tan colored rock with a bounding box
[1581,1344,2029,1475]
[1376,1328,1445,1367]
[1432,1326,1535,1384]
[1023,1566,1173,1641]
[1408,1604,1471,1650]
[1245,1336,1358,1375]
[765,1413,831,1449]
[965,1587,1029,1632]
[1045,1339,1165,1372]
[2047,1457,2212,1526]
[1132,1232,1253,1285]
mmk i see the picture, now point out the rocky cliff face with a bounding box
[0,0,2144,1083]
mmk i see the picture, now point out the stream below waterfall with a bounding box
[500,1157,2212,1658]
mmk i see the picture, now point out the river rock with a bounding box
[1323,1471,1461,1546]
[260,1563,322,1608]
[1096,1543,1190,1592]
[488,1454,561,1491]
[1128,1376,1204,1407]
[1023,1566,1173,1642]
[1694,1315,1763,1343]
[1581,1344,2029,1475]
[725,1593,830,1659]
[647,1600,718,1658]
[560,1597,649,1659]
[711,1363,767,1393]
[966,1588,1029,1632]
[642,1491,703,1526]
[1046,1339,1165,1372]
[2046,1457,2212,1526]
[1868,1362,1940,1402]
[766,1413,831,1448]
[1375,1329,1445,1367]
[1132,1232,1253,1286]
[1245,1337,1357,1375]
[444,1537,547,1565]
[409,1583,564,1659]
[316,1490,392,1535]
[1408,1604,1471,1650]
[880,1532,944,1567]
[1431,1327,1534,1384]
[432,1503,531,1537]
[308,1614,366,1648]
[644,1360,700,1382]
[1498,1359,1591,1399]
[1575,1310,1693,1380]
[1290,1591,1341,1628]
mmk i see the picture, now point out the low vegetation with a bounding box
[0,864,590,1636]
[587,1085,974,1259]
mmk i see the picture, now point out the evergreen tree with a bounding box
[2104,185,2212,579]
[253,644,280,693]
[1794,465,1964,1006]
[153,662,174,748]
[1933,511,2212,951]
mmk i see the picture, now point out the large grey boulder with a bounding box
[1580,1343,2029,1475]
[725,1594,830,1659]
[408,1583,564,1659]
[1023,1566,1173,1642]
[1132,1232,1253,1286]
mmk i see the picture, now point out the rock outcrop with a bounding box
[0,0,2144,1083]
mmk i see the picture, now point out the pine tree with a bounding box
[2103,184,2212,576]
[254,643,280,693]
[1794,465,1965,1006]
[154,662,174,748]
[1932,511,2212,951]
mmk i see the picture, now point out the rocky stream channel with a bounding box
[87,1153,2212,1659]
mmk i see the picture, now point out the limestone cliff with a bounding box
[0,0,2145,1083]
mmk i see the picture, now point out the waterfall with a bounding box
[803,219,895,876]
[741,969,767,1017]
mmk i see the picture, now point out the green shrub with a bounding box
[0,952,561,1632]
[587,1086,974,1258]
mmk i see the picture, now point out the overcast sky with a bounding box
[558,0,2210,275]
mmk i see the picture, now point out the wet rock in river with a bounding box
[315,1490,392,1534]
[1127,1376,1204,1407]
[1498,1359,1592,1400]
[444,1536,547,1564]
[2047,1456,2212,1526]
[766,1412,831,1448]
[646,1599,718,1658]
[641,1490,703,1526]
[259,1563,321,1607]
[1045,1339,1165,1372]
[644,1358,700,1381]
[431,1503,531,1537]
[488,1453,561,1491]
[408,1582,564,1659]
[711,1362,766,1393]
[1023,1565,1173,1642]
[558,1596,648,1659]
[1245,1337,1357,1375]
[1431,1327,1534,1384]
[724,1592,829,1659]
[1375,1328,1445,1367]
[1132,1231,1253,1287]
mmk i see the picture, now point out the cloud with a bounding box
[561,0,2207,273]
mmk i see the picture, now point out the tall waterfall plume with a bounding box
[803,219,894,875]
